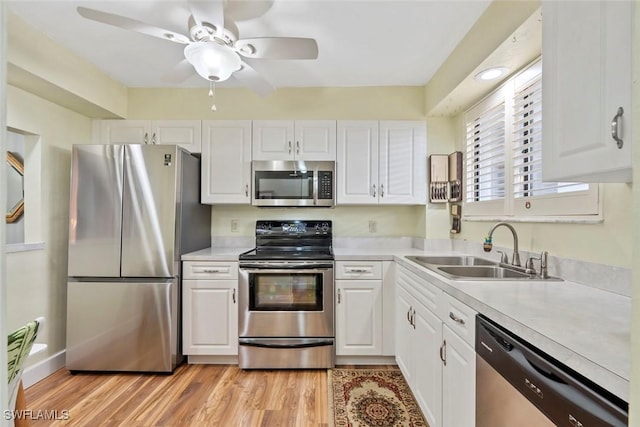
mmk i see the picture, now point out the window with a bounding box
[464,59,599,220]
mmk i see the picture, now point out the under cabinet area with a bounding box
[542,1,633,182]
[182,261,238,357]
[335,261,394,358]
[252,120,337,161]
[396,264,476,427]
[94,120,202,153]
[337,120,426,205]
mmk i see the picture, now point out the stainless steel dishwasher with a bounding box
[476,315,628,427]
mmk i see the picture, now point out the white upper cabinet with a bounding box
[97,120,202,153]
[542,1,633,182]
[252,120,337,161]
[337,120,426,205]
[201,120,252,204]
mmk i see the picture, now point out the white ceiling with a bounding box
[7,0,492,90]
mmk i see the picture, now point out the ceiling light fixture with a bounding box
[474,67,508,81]
[184,41,242,82]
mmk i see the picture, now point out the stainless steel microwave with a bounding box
[251,160,335,207]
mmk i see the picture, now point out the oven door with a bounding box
[238,262,334,338]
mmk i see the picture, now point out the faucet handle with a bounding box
[525,256,539,274]
[496,250,509,264]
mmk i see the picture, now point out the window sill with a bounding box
[6,242,46,253]
[462,215,603,224]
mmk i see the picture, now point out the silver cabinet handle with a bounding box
[152,132,157,145]
[144,132,149,144]
[232,288,236,304]
[288,141,292,154]
[411,309,416,329]
[296,141,300,155]
[245,184,249,197]
[337,288,341,304]
[449,312,465,325]
[611,106,624,148]
[440,340,447,365]
[203,269,221,273]
[347,268,369,273]
[372,184,377,197]
[407,307,411,324]
[380,184,384,197]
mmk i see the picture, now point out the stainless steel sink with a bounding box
[405,255,497,268]
[437,265,533,280]
[404,255,563,281]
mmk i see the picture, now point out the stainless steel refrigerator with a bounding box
[66,144,211,372]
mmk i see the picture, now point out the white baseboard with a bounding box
[22,350,66,388]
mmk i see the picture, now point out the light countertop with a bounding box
[182,246,631,402]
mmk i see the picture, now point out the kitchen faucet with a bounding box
[483,222,521,267]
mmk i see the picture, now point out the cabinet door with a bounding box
[413,300,443,427]
[442,325,476,427]
[183,279,238,355]
[336,120,379,204]
[152,120,202,153]
[252,120,294,160]
[335,280,382,356]
[99,120,151,144]
[201,120,252,204]
[395,286,413,381]
[542,1,632,182]
[294,120,336,160]
[379,121,427,204]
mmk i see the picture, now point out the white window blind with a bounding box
[465,101,505,203]
[463,58,599,220]
[512,76,588,198]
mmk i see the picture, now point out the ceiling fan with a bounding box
[77,1,319,96]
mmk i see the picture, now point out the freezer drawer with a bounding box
[66,279,179,372]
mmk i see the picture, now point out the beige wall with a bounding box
[6,85,92,364]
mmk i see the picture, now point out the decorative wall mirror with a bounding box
[6,151,24,223]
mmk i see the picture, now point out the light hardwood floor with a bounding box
[24,364,395,426]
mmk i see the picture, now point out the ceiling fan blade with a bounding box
[161,59,195,83]
[226,0,275,21]
[236,37,318,60]
[77,7,190,44]
[188,0,225,30]
[233,61,275,96]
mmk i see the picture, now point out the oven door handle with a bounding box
[240,263,334,270]
[239,338,334,349]
[240,268,332,275]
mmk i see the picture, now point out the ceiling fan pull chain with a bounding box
[209,81,217,112]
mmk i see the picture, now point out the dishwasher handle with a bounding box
[476,316,628,427]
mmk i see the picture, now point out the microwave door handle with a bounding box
[313,171,318,205]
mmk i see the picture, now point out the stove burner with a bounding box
[240,220,333,261]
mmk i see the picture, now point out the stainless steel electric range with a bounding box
[238,220,335,369]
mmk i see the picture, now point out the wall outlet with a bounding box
[368,220,377,233]
[231,219,238,233]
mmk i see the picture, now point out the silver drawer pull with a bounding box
[203,269,221,273]
[449,312,465,325]
[347,268,370,273]
[232,288,236,304]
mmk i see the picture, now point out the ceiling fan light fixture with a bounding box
[184,42,241,82]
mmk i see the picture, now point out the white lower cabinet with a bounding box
[182,261,238,355]
[335,261,394,357]
[396,264,477,427]
[441,325,476,427]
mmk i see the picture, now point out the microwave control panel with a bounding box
[318,171,333,199]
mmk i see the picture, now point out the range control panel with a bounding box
[255,220,332,236]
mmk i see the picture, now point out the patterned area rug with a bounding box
[328,368,429,427]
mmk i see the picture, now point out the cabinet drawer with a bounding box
[335,261,382,279]
[440,292,477,347]
[397,265,440,313]
[183,261,238,280]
